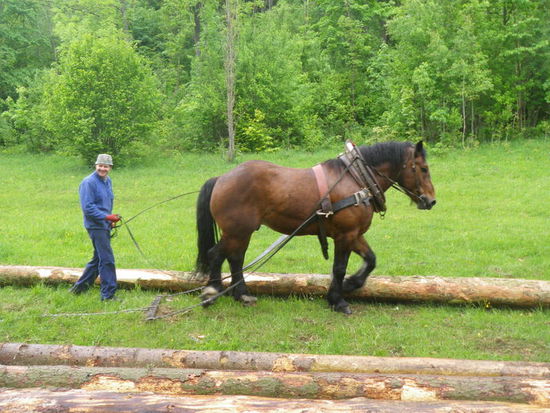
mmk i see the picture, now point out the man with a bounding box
[70,154,121,301]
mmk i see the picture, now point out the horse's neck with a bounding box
[374,162,400,192]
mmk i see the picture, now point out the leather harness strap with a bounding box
[312,164,331,260]
[338,141,386,213]
[310,145,385,259]
[312,164,333,216]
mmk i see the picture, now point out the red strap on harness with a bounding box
[312,164,333,216]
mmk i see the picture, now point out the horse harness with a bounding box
[312,141,387,259]
[313,140,386,214]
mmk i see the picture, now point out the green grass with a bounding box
[0,139,549,362]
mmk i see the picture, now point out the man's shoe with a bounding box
[69,285,86,295]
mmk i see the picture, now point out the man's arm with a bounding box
[79,180,107,221]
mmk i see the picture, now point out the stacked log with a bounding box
[1,343,549,377]
[1,389,546,412]
[1,265,550,307]
[0,343,549,412]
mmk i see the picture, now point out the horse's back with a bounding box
[210,160,318,234]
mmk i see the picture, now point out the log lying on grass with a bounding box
[1,265,549,307]
[1,343,549,378]
[0,389,546,413]
[1,364,549,406]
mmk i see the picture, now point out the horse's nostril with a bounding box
[431,199,437,206]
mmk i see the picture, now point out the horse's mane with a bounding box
[359,141,418,167]
[324,140,423,171]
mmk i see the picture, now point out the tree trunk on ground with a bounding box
[0,389,544,413]
[0,364,548,405]
[3,388,547,413]
[1,343,548,378]
[1,266,549,308]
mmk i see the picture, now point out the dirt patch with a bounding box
[475,336,548,360]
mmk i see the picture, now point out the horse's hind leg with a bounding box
[328,240,352,314]
[342,236,376,293]
[200,242,226,306]
[226,235,256,306]
[228,253,257,306]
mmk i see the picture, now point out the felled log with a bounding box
[1,343,549,378]
[0,389,546,413]
[1,364,549,406]
[1,265,550,308]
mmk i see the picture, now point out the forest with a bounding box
[1,0,549,163]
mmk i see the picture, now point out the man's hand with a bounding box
[105,214,121,223]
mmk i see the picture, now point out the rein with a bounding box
[49,145,424,321]
[372,152,424,203]
[145,157,363,320]
[113,191,202,282]
[124,191,200,224]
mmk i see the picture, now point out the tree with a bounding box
[163,0,227,151]
[306,0,389,139]
[43,33,161,164]
[224,0,237,160]
[0,0,56,101]
[235,1,317,150]
[481,0,550,133]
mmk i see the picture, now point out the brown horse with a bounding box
[195,141,436,314]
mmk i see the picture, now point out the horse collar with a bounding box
[338,140,386,213]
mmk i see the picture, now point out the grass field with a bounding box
[0,139,549,362]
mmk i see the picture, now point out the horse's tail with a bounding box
[195,177,219,275]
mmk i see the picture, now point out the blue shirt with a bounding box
[79,171,114,230]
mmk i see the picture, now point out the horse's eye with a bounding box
[421,167,428,173]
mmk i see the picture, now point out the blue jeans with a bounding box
[74,229,117,300]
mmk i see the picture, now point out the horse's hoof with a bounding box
[239,295,257,306]
[191,271,209,282]
[200,286,219,307]
[332,303,353,315]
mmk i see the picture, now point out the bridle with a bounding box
[372,149,425,204]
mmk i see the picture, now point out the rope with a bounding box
[51,153,393,321]
[43,307,148,318]
[123,191,200,224]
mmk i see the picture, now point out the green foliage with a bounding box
[2,70,58,151]
[237,109,276,152]
[236,1,312,149]
[43,33,162,164]
[50,0,124,43]
[1,0,550,152]
[0,0,56,100]
[160,0,227,151]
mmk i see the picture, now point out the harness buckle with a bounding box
[353,189,370,206]
[316,209,334,218]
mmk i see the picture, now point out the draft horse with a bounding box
[195,141,436,314]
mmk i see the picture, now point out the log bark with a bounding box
[0,389,546,413]
[1,343,549,378]
[1,265,549,308]
[0,365,549,406]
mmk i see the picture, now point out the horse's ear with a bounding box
[415,140,424,156]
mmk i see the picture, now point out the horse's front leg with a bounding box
[328,241,352,315]
[342,236,376,293]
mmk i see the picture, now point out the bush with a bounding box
[43,32,162,165]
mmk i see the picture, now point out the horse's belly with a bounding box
[262,213,318,236]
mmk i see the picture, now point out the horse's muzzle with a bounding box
[418,195,436,210]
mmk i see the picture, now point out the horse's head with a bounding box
[399,141,436,210]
